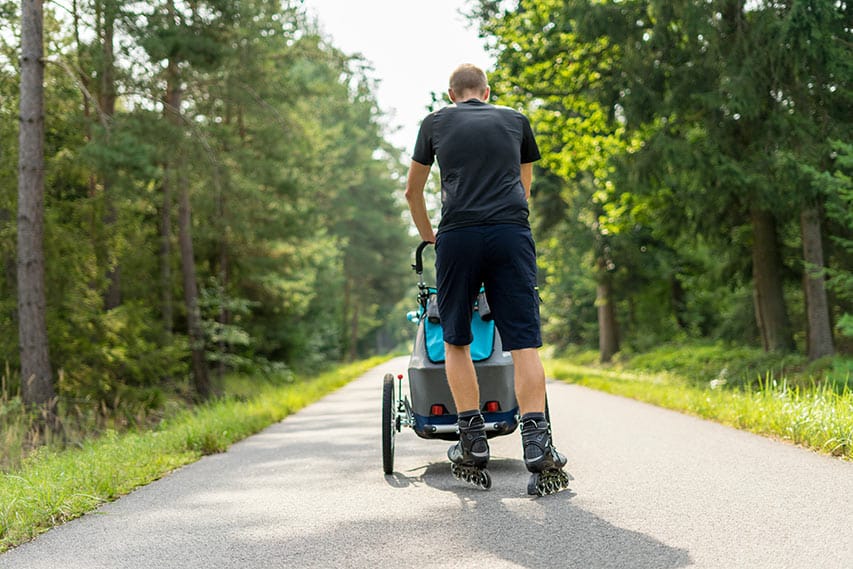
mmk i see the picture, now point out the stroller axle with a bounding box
[423,420,509,435]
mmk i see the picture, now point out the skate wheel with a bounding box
[527,473,540,496]
[479,469,492,490]
[451,464,491,490]
[529,469,570,496]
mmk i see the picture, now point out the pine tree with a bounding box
[17,0,57,420]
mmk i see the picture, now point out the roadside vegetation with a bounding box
[0,357,388,553]
[546,344,853,460]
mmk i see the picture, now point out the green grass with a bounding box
[546,346,853,461]
[0,356,389,552]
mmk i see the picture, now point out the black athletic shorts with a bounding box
[434,224,542,351]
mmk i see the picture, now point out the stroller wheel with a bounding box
[382,373,396,474]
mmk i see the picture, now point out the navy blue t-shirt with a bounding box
[412,99,541,233]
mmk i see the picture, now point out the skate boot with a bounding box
[521,413,570,496]
[447,411,492,490]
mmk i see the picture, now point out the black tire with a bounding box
[480,469,492,490]
[382,373,396,474]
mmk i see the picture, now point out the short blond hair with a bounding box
[449,64,488,95]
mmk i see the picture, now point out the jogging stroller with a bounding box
[381,242,519,476]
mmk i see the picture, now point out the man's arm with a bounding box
[405,160,436,243]
[521,162,534,200]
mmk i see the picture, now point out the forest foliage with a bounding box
[1,0,413,429]
[471,0,852,363]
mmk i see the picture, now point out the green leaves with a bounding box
[0,0,412,440]
[474,0,852,355]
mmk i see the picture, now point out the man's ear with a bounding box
[448,88,457,103]
[483,86,491,100]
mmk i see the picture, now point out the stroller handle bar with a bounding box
[412,241,433,275]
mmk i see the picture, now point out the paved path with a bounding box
[2,356,851,568]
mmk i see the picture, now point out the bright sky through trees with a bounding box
[302,0,494,156]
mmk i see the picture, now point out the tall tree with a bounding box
[97,0,121,309]
[164,0,209,398]
[717,1,794,352]
[771,0,850,359]
[800,206,833,359]
[750,208,793,352]
[474,1,631,360]
[139,0,234,397]
[177,159,209,398]
[17,0,56,417]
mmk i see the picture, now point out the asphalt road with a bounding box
[2,356,851,569]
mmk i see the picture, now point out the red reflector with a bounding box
[483,401,500,413]
[430,404,445,416]
[397,374,403,380]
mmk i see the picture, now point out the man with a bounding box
[404,64,567,493]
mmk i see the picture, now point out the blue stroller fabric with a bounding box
[424,311,495,363]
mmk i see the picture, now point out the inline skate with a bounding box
[521,413,570,496]
[448,411,491,490]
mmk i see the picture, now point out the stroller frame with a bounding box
[382,241,519,475]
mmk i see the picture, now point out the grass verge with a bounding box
[545,351,853,461]
[0,356,389,553]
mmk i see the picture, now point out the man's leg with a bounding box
[435,229,490,474]
[511,347,545,415]
[481,225,568,493]
[435,227,482,415]
[444,343,489,469]
[445,343,479,413]
[513,347,567,487]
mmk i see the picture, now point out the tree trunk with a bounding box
[160,176,173,333]
[72,0,92,146]
[217,197,228,379]
[750,208,794,352]
[178,169,210,399]
[100,0,120,309]
[217,107,232,379]
[800,206,834,360]
[161,4,208,398]
[348,296,359,362]
[160,52,181,334]
[2,209,14,299]
[342,273,351,359]
[162,32,210,398]
[596,258,619,363]
[217,248,228,380]
[18,0,57,419]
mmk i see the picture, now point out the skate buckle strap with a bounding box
[458,415,486,435]
[521,417,547,431]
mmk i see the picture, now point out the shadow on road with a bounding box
[379,460,691,569]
